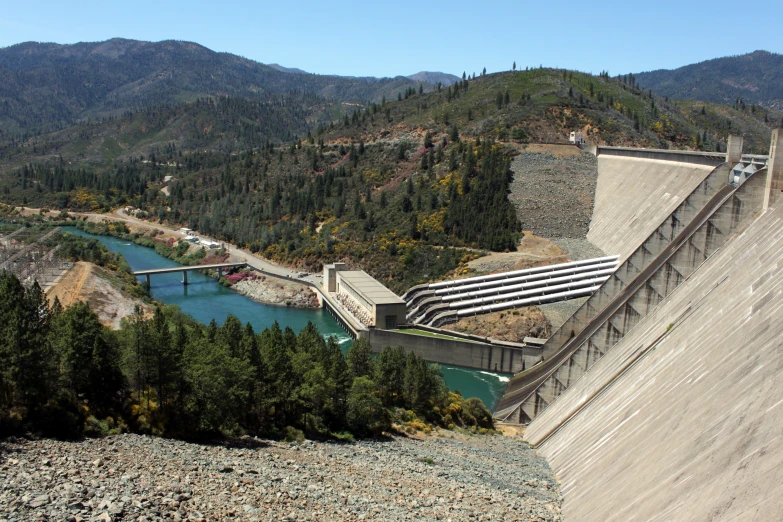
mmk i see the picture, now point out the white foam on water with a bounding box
[479,371,510,383]
[322,334,352,345]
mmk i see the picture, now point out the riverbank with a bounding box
[232,275,320,309]
[3,207,311,283]
[0,432,562,522]
[5,214,512,410]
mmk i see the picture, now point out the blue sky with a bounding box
[1,0,781,77]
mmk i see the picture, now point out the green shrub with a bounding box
[284,426,305,444]
[84,415,110,437]
[37,392,86,440]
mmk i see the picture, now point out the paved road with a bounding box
[75,208,323,286]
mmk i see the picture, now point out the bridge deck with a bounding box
[133,262,246,276]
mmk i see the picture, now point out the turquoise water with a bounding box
[62,227,509,409]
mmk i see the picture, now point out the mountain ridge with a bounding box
[634,50,783,109]
[0,38,423,134]
[407,71,460,86]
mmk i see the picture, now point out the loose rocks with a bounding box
[233,277,319,309]
[0,432,562,521]
[509,151,598,239]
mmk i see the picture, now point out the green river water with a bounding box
[62,227,510,409]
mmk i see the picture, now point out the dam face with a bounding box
[587,155,714,262]
[528,197,783,521]
[505,138,783,521]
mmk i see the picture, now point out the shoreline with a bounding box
[230,275,320,309]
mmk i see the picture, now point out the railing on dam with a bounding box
[597,146,726,166]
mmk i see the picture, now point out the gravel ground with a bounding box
[0,433,561,522]
[509,152,598,239]
[547,239,605,262]
[233,277,319,309]
[537,298,588,333]
[450,308,551,342]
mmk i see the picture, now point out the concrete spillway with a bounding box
[524,186,783,521]
[587,155,715,262]
[495,160,767,422]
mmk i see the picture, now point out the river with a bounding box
[62,227,509,409]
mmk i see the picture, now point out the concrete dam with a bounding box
[498,131,783,521]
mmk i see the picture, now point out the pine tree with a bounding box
[346,338,374,379]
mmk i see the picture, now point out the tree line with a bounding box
[0,270,493,440]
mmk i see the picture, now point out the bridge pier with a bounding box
[133,262,247,288]
[146,274,150,287]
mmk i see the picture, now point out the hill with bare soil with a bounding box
[46,261,152,329]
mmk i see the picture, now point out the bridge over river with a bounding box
[133,262,247,285]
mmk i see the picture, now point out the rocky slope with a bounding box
[450,309,551,343]
[46,261,152,329]
[509,146,599,239]
[0,432,561,522]
[232,277,320,309]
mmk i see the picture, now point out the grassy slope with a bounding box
[321,68,777,153]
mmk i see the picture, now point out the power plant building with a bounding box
[323,263,406,329]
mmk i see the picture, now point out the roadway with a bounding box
[495,182,736,416]
[97,208,324,285]
[132,263,248,276]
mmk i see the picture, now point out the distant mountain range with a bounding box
[634,50,783,110]
[406,71,461,86]
[264,64,460,87]
[267,63,310,75]
[0,38,425,133]
[1,38,780,141]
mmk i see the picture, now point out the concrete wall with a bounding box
[368,329,539,374]
[597,146,725,166]
[374,302,407,329]
[496,165,765,422]
[322,299,361,339]
[763,128,783,210]
[587,155,715,262]
[523,192,783,522]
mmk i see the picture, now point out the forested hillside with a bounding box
[0,94,338,167]
[0,268,492,440]
[0,39,423,136]
[634,50,783,110]
[1,59,780,292]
